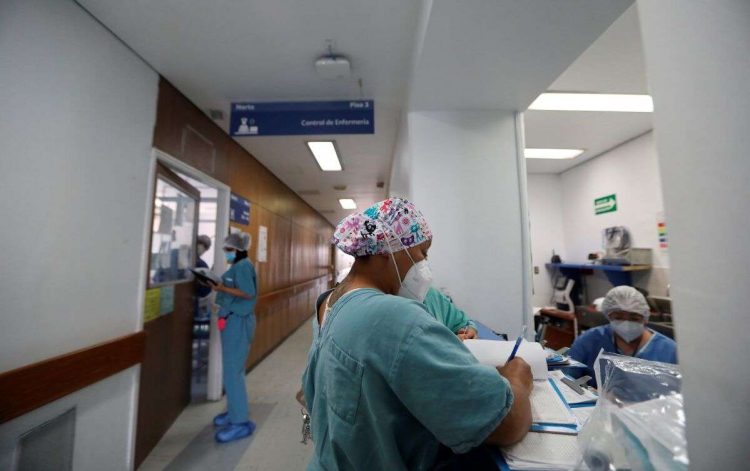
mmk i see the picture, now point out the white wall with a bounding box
[561,133,666,267]
[527,133,669,301]
[637,1,750,467]
[560,132,669,299]
[0,0,158,469]
[388,116,412,200]
[527,174,565,307]
[405,111,527,334]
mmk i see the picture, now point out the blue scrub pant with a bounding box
[220,313,256,424]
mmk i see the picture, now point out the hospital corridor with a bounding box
[138,324,314,471]
[1,1,749,470]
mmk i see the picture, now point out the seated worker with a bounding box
[424,286,478,340]
[567,286,678,383]
[302,198,532,470]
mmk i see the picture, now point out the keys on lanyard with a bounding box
[300,408,312,444]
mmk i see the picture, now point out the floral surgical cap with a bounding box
[333,197,432,256]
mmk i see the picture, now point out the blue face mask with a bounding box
[224,251,236,263]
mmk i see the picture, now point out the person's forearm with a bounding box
[216,285,255,300]
[484,378,532,447]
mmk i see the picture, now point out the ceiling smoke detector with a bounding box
[315,41,351,79]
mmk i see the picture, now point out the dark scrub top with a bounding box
[567,324,678,385]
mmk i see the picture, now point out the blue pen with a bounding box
[507,325,528,362]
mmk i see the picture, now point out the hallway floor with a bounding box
[138,321,314,471]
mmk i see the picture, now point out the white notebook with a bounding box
[463,339,548,380]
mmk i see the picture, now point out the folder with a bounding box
[529,379,578,431]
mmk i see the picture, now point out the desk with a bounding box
[473,320,506,340]
[537,308,577,350]
[470,320,591,470]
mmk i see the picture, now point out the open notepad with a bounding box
[463,339,548,380]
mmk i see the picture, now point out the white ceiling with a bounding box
[409,0,633,111]
[524,5,653,174]
[78,0,421,224]
[78,0,645,220]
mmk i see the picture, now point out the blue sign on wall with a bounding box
[230,193,250,225]
[230,100,374,136]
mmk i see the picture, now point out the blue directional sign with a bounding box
[230,100,374,136]
[230,193,250,225]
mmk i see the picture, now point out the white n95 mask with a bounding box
[611,320,645,343]
[398,260,433,302]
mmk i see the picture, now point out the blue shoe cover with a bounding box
[213,412,230,427]
[215,421,256,443]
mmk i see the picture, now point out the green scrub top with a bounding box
[302,288,513,471]
[215,258,257,316]
[423,286,476,333]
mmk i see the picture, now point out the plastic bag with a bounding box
[576,352,688,470]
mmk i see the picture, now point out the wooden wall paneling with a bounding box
[153,81,228,182]
[135,282,193,466]
[0,332,146,425]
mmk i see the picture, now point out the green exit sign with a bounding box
[595,194,617,215]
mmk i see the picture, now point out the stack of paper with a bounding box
[502,432,585,470]
[529,379,578,434]
[549,371,598,406]
[463,339,548,379]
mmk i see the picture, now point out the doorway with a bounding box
[174,172,220,402]
[134,149,230,467]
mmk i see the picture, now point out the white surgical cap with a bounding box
[601,286,650,319]
[224,232,251,251]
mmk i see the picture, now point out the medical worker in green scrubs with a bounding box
[302,197,532,470]
[423,286,478,340]
[210,232,258,443]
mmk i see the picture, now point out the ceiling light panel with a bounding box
[529,93,653,112]
[339,198,357,209]
[524,148,584,159]
[307,141,342,171]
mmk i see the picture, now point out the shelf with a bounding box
[545,263,651,272]
[545,263,651,287]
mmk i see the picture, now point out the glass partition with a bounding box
[149,176,197,286]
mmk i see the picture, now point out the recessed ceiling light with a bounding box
[339,198,357,209]
[529,93,653,112]
[307,141,342,171]
[524,148,584,159]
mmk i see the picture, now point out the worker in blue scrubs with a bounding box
[209,232,258,443]
[567,285,677,385]
[302,198,533,470]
